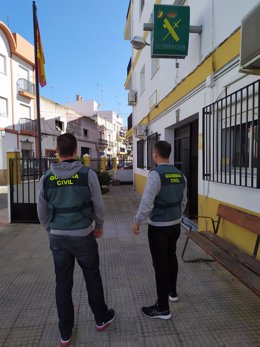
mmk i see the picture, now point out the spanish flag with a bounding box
[35,11,46,87]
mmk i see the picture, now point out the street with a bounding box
[0,185,259,346]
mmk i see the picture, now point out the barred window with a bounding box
[203,79,260,188]
[137,140,144,169]
[147,132,159,170]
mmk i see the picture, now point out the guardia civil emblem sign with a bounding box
[152,5,190,58]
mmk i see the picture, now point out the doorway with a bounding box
[174,119,198,218]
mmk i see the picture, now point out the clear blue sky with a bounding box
[0,0,132,123]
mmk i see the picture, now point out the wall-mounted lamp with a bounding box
[131,36,150,50]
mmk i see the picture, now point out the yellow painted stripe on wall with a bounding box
[149,56,213,122]
[125,128,133,139]
[124,3,132,39]
[141,29,240,125]
[198,134,203,150]
[213,29,240,71]
[198,194,260,260]
[135,175,260,259]
[125,9,240,127]
[134,173,147,195]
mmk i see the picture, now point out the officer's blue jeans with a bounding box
[49,232,107,339]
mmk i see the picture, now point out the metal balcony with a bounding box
[17,78,36,99]
[98,139,108,147]
[19,118,35,132]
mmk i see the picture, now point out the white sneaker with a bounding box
[60,337,71,347]
[169,292,178,302]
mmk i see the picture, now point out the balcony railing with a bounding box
[17,78,35,96]
[19,118,35,132]
[117,131,125,141]
[98,139,108,147]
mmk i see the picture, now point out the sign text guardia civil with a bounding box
[152,5,190,59]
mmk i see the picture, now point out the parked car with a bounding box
[123,163,133,169]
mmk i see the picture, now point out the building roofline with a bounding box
[0,21,17,52]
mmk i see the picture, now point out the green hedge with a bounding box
[94,171,112,194]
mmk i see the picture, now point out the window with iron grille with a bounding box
[137,140,144,169]
[203,79,260,188]
[147,132,159,170]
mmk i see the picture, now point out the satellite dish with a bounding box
[131,36,150,50]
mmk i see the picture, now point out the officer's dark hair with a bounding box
[57,133,77,156]
[154,141,171,159]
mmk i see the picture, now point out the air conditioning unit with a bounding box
[128,90,137,106]
[135,124,148,138]
[240,3,260,75]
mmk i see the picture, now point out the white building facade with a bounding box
[0,21,36,185]
[125,0,260,258]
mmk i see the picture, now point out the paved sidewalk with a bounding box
[0,185,260,347]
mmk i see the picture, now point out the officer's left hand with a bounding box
[94,229,103,238]
[132,223,140,235]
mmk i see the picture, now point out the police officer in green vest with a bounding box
[132,140,187,320]
[37,133,115,347]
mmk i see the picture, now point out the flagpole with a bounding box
[32,0,42,177]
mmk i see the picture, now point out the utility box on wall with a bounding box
[240,3,260,75]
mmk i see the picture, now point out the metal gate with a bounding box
[9,157,54,223]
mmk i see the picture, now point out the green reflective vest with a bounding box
[43,166,93,230]
[149,165,185,222]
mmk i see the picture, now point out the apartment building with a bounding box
[97,109,127,159]
[67,96,127,158]
[40,97,99,158]
[125,0,260,258]
[0,21,36,185]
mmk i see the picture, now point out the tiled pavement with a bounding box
[0,185,260,347]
